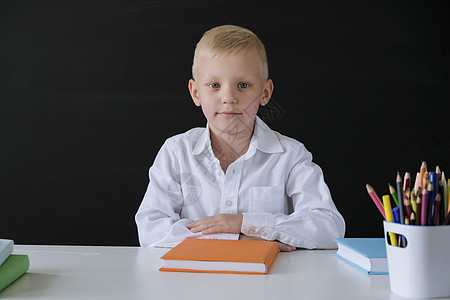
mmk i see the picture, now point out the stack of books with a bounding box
[0,239,29,292]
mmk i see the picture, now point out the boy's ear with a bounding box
[188,79,201,106]
[260,79,274,106]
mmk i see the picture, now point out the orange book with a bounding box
[159,238,279,274]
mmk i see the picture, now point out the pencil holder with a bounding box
[383,221,450,299]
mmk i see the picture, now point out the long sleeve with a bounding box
[241,143,345,249]
[135,134,239,248]
[135,140,199,247]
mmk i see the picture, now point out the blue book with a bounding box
[0,239,14,267]
[334,238,388,275]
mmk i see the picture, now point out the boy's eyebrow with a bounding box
[200,72,262,81]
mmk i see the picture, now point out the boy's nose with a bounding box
[221,87,237,104]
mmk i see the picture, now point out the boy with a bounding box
[135,25,345,251]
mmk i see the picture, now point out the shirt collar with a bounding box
[251,116,284,154]
[192,116,284,156]
[192,123,212,156]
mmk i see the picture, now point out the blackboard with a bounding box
[1,0,449,245]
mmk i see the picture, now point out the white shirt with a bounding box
[135,117,345,249]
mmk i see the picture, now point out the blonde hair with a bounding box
[192,25,269,80]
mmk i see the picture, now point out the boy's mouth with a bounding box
[217,111,242,118]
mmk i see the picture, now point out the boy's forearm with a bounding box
[241,211,345,249]
[187,214,243,235]
[239,234,296,252]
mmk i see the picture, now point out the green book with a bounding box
[0,254,30,292]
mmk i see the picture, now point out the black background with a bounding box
[1,0,449,246]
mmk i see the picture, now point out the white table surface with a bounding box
[0,245,445,300]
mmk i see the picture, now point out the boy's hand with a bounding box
[239,234,296,252]
[187,214,243,235]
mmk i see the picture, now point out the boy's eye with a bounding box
[238,82,250,89]
[208,83,220,89]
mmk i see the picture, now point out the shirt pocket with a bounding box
[249,185,285,213]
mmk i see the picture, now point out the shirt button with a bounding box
[225,199,233,207]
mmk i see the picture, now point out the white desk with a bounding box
[0,245,442,300]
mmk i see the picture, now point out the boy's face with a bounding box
[188,51,273,138]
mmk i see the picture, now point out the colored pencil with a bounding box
[422,172,429,194]
[411,188,419,213]
[442,172,448,218]
[421,186,428,226]
[410,192,417,218]
[404,188,412,218]
[388,183,399,206]
[430,172,438,202]
[383,195,397,247]
[420,161,427,189]
[413,172,421,195]
[410,211,416,225]
[403,172,411,194]
[366,184,386,219]
[443,210,450,225]
[448,178,450,215]
[439,179,445,224]
[433,194,441,225]
[392,206,400,223]
[436,166,442,180]
[427,176,436,225]
[396,172,405,224]
[415,189,422,226]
